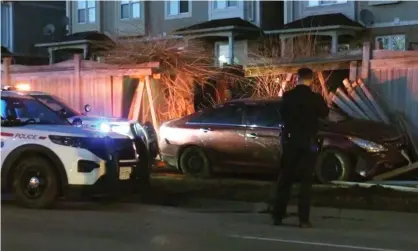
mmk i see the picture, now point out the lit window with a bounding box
[376,35,406,51]
[308,0,347,7]
[121,0,141,19]
[77,0,96,24]
[216,41,247,66]
[214,0,238,9]
[166,0,190,16]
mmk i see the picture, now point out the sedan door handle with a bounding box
[199,128,211,133]
[246,133,258,138]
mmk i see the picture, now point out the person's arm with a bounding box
[315,93,329,119]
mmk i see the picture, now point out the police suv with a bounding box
[1,91,141,209]
[2,85,159,160]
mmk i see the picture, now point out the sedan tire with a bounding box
[179,146,212,178]
[315,149,352,184]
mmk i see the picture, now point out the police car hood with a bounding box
[21,124,129,139]
[68,115,135,125]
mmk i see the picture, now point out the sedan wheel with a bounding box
[315,149,352,184]
[179,146,212,178]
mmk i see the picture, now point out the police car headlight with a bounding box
[49,135,85,148]
[99,123,111,133]
[110,124,131,135]
[348,137,387,153]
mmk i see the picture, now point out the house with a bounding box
[1,1,66,65]
[35,0,284,65]
[275,0,418,56]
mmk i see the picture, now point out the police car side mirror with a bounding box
[73,118,82,126]
[84,104,91,113]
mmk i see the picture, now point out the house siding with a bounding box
[147,0,208,36]
[12,1,66,56]
[1,2,12,51]
[259,0,283,31]
[357,1,418,24]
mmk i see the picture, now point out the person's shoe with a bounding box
[299,222,313,228]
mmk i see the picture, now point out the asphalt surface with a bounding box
[2,202,418,251]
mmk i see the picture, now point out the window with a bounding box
[189,105,243,125]
[246,104,282,128]
[308,0,347,7]
[214,0,238,9]
[166,0,190,18]
[376,35,406,51]
[77,0,96,24]
[216,41,247,66]
[1,97,68,125]
[34,95,81,118]
[121,0,141,19]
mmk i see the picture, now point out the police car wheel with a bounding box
[12,156,59,209]
[315,149,352,184]
[179,146,211,178]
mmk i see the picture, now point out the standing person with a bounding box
[272,68,329,228]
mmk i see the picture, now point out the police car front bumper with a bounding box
[66,158,145,198]
[66,138,149,199]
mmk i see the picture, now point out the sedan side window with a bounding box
[246,104,282,128]
[189,105,243,125]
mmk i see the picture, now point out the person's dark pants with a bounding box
[272,141,317,223]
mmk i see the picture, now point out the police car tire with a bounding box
[315,149,352,184]
[179,146,212,178]
[12,156,59,209]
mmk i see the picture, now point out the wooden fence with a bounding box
[1,55,159,118]
[357,42,418,131]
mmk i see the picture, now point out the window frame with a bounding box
[164,0,192,20]
[120,0,141,20]
[307,0,347,7]
[213,0,238,10]
[77,0,96,24]
[187,104,245,126]
[375,34,406,51]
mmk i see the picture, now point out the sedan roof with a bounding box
[225,97,282,105]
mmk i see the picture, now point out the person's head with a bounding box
[297,68,314,86]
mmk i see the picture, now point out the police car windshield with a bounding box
[33,94,81,118]
[1,96,69,125]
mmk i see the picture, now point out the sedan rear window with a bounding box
[246,104,282,128]
[189,105,243,125]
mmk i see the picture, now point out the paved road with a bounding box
[2,202,418,251]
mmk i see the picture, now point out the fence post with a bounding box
[349,61,358,82]
[73,54,82,111]
[361,41,371,83]
[2,57,12,85]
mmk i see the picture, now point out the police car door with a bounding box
[244,103,283,173]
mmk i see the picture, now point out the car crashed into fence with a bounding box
[159,98,415,183]
[0,91,150,208]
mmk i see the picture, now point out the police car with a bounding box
[2,84,159,160]
[1,91,142,209]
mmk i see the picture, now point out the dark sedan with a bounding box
[159,98,410,183]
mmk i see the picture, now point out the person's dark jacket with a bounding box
[280,85,329,146]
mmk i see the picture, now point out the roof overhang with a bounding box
[173,25,262,36]
[34,39,92,48]
[265,25,364,35]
